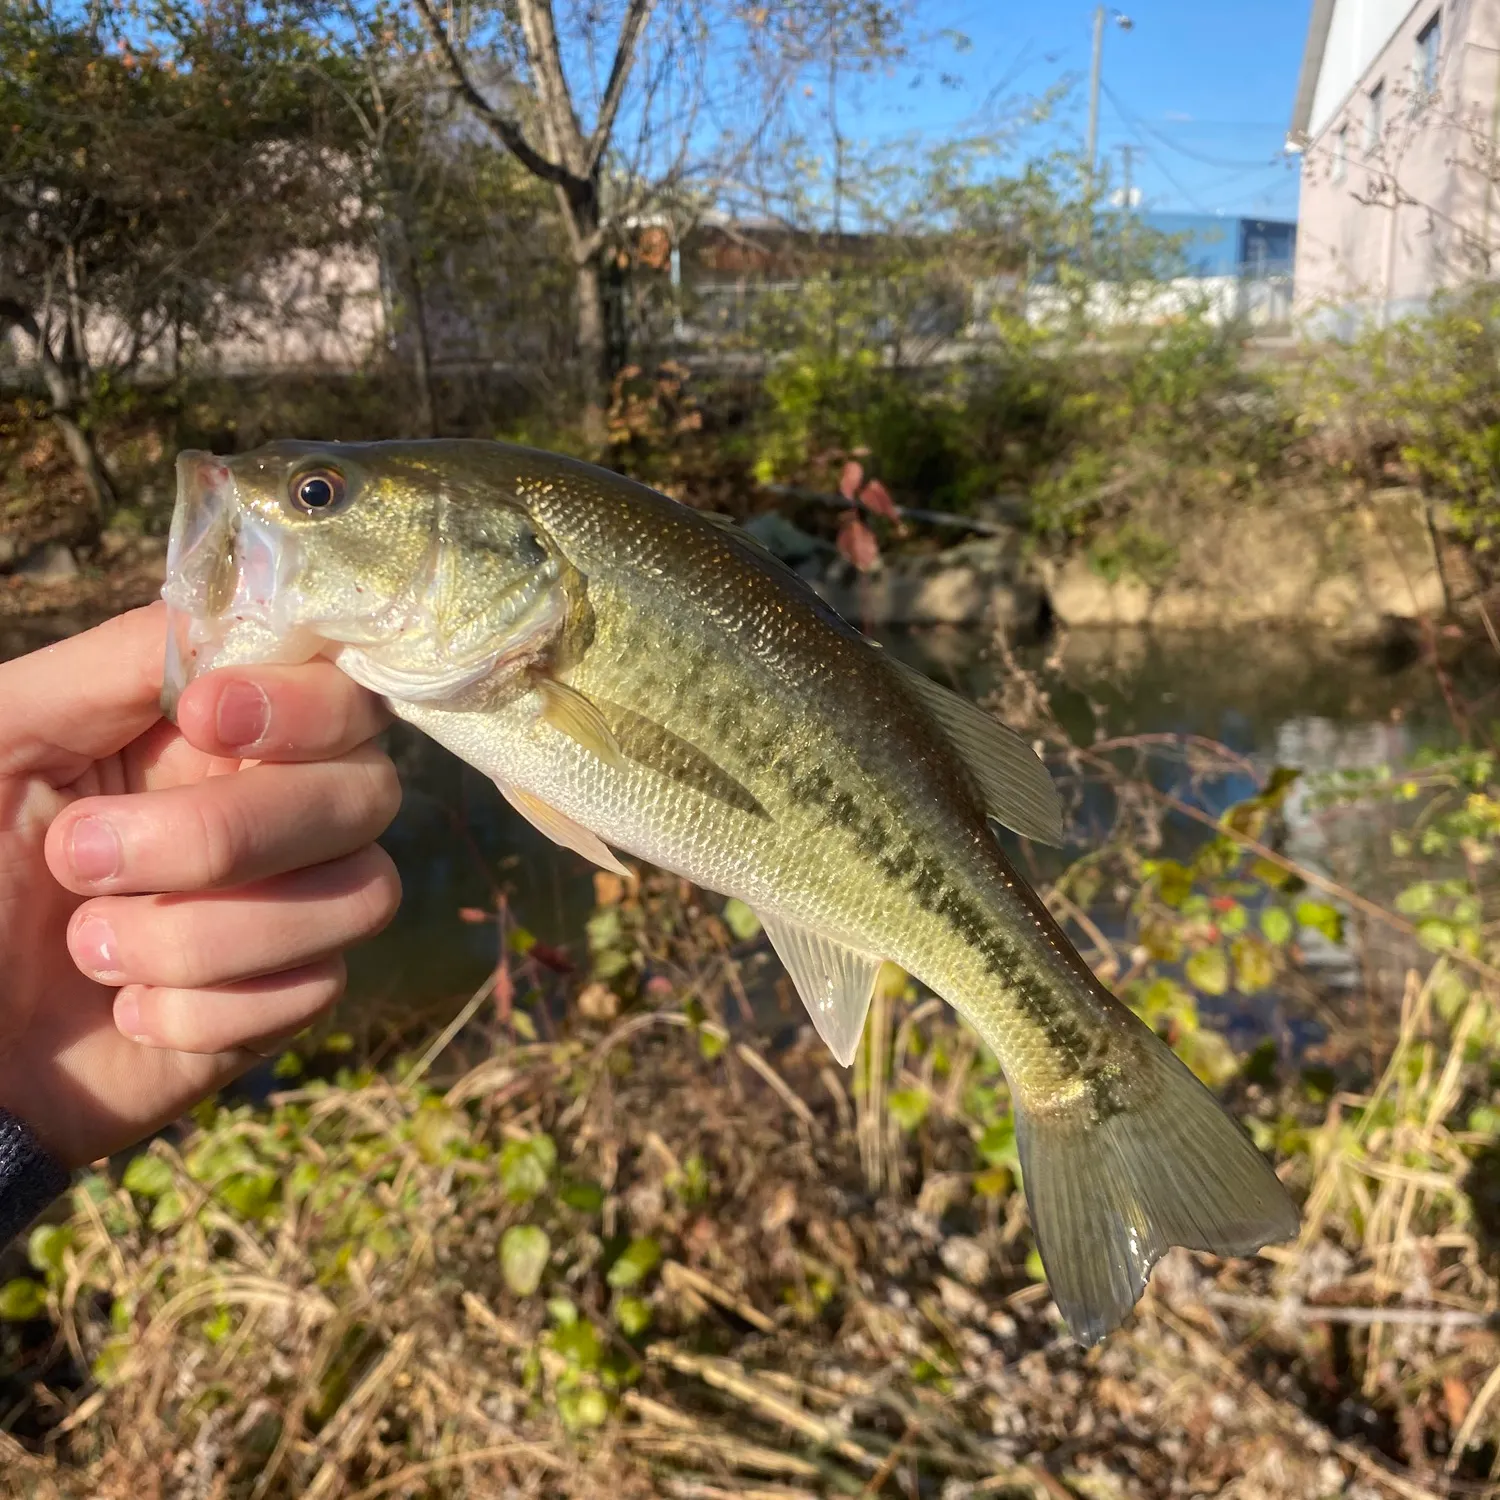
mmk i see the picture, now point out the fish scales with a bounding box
[160,437,1300,1347]
[509,458,1114,1097]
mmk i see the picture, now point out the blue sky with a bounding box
[840,0,1310,222]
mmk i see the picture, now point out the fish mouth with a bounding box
[160,451,318,721]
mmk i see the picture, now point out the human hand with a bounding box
[0,602,402,1168]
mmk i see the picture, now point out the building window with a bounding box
[1416,12,1441,101]
[1333,124,1348,183]
[1366,79,1385,154]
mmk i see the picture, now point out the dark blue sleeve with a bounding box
[0,1109,70,1249]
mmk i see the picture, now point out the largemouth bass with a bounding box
[161,439,1297,1344]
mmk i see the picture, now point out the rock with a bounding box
[15,543,79,582]
[1040,488,1448,639]
[742,510,824,564]
[815,530,1047,633]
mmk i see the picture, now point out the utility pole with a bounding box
[1085,6,1134,188]
[1086,6,1105,184]
[1119,143,1137,210]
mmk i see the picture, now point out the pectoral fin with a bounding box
[758,912,882,1066]
[538,679,627,769]
[889,659,1065,846]
[495,780,632,879]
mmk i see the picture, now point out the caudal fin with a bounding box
[1014,1028,1299,1346]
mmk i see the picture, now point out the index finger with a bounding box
[174,661,391,762]
[0,603,166,783]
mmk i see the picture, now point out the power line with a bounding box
[1101,78,1281,170]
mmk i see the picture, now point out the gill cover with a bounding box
[161,442,570,719]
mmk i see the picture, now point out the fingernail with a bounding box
[69,816,121,883]
[73,916,122,980]
[113,990,151,1044]
[216,679,270,750]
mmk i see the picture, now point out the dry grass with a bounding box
[0,957,1497,1500]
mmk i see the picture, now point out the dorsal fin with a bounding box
[757,911,882,1066]
[888,658,1065,846]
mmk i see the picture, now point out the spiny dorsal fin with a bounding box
[494,779,632,878]
[757,911,882,1066]
[537,678,627,770]
[888,658,1065,846]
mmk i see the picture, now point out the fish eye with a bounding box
[291,468,346,514]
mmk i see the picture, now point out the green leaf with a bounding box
[27,1224,71,1275]
[149,1190,186,1231]
[499,1134,557,1203]
[1217,902,1248,936]
[722,898,762,941]
[1024,1248,1046,1283]
[1231,936,1275,995]
[121,1153,174,1200]
[1150,859,1193,908]
[698,1028,727,1061]
[551,1318,600,1368]
[0,1278,47,1320]
[559,1177,606,1213]
[887,1087,930,1132]
[218,1170,279,1220]
[500,1225,550,1297]
[977,1116,1018,1168]
[558,1387,608,1430]
[615,1295,652,1336]
[202,1307,233,1344]
[606,1237,661,1289]
[1295,900,1344,944]
[1417,917,1458,951]
[1395,881,1437,915]
[1260,906,1293,946]
[1185,946,1229,997]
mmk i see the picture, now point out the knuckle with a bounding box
[191,790,252,887]
[344,748,403,830]
[350,848,402,937]
[152,908,217,989]
[149,992,215,1054]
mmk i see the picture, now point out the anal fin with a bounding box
[495,780,632,879]
[758,912,882,1066]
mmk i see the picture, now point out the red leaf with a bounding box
[857,478,900,522]
[529,942,575,974]
[838,460,864,501]
[836,514,880,572]
[458,907,492,924]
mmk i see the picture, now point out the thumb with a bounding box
[0,603,167,783]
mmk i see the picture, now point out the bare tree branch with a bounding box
[514,0,585,176]
[408,0,574,191]
[587,0,656,177]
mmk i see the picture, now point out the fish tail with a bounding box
[1011,1022,1299,1346]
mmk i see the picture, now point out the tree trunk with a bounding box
[575,255,610,450]
[404,249,438,439]
[0,302,117,538]
[50,411,116,540]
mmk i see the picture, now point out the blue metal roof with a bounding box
[1138,212,1297,277]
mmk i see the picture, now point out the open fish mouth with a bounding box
[160,450,318,720]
